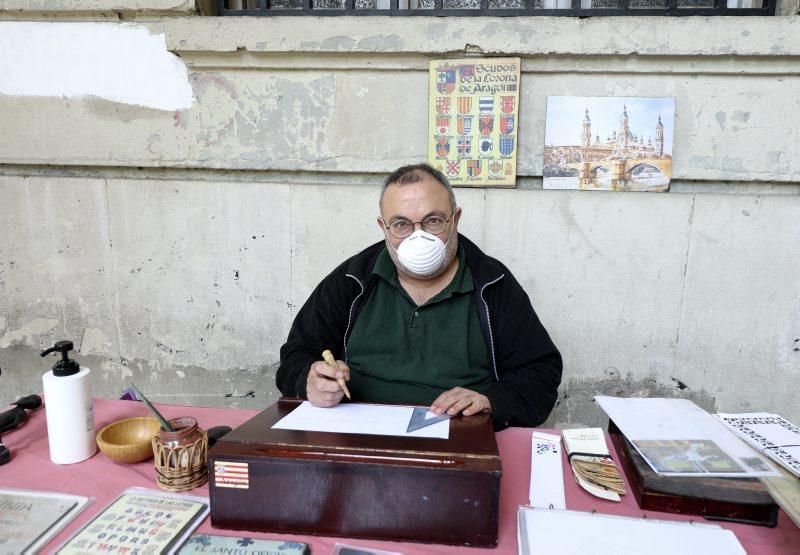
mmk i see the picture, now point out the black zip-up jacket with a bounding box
[276,235,562,430]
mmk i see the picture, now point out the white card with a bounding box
[529,431,566,509]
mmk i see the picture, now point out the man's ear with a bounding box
[376,217,386,233]
[453,207,463,227]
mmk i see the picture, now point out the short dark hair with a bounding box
[380,163,457,212]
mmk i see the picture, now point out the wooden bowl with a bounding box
[96,417,160,463]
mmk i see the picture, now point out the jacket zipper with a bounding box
[480,274,505,381]
[343,273,366,363]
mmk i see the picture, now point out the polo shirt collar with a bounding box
[373,243,472,297]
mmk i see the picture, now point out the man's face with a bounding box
[378,173,461,280]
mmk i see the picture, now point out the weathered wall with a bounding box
[1,9,798,426]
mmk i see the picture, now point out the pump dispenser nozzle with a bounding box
[40,339,95,463]
[40,340,80,377]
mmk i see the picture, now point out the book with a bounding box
[0,488,90,554]
[178,534,308,554]
[609,422,779,527]
[561,428,626,502]
[332,544,404,555]
[56,488,208,555]
[716,412,800,478]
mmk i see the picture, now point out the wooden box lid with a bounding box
[212,398,501,472]
[209,399,502,546]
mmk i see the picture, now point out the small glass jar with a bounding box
[152,416,208,492]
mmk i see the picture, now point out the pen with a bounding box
[321,349,351,400]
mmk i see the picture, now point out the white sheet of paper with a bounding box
[271,401,450,439]
[595,396,778,477]
[529,432,566,509]
[517,506,745,555]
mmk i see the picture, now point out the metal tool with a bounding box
[406,407,453,433]
[130,382,174,432]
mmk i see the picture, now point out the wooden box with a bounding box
[208,399,502,547]
[608,421,778,527]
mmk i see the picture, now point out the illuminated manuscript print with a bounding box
[428,58,521,187]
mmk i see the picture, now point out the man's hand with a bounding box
[431,387,491,417]
[306,359,350,407]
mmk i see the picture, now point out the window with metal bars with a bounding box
[218,0,775,16]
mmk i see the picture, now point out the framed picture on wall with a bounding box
[543,96,675,192]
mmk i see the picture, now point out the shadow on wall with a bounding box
[551,371,717,429]
[0,344,281,411]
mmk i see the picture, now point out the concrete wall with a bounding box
[1,8,798,427]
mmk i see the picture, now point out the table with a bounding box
[1,398,799,554]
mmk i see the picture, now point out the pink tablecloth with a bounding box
[1,398,799,554]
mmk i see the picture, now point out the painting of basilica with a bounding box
[543,96,675,192]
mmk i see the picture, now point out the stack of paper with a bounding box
[561,428,626,502]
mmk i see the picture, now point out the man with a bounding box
[276,164,561,429]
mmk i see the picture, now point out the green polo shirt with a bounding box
[345,245,492,405]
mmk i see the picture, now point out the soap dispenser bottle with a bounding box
[41,340,96,464]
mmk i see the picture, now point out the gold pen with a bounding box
[322,349,351,400]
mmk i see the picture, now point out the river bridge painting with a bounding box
[543,96,675,192]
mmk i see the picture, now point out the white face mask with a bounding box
[393,230,447,276]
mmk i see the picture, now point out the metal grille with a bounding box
[218,0,775,16]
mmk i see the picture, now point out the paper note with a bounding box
[271,402,450,439]
[595,396,778,477]
[529,432,566,509]
[517,506,746,555]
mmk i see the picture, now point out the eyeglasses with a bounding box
[382,211,454,240]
